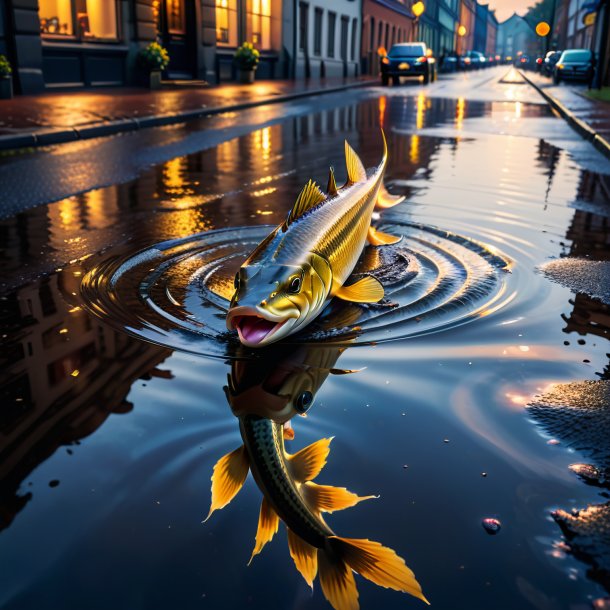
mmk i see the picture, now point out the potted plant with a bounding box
[137,42,170,89]
[234,42,260,84]
[0,55,13,99]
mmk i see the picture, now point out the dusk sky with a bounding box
[488,0,532,22]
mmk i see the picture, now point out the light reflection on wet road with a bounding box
[1,66,610,610]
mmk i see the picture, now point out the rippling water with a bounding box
[1,89,610,610]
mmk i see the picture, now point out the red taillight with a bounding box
[416,56,427,63]
[536,57,542,64]
[520,58,526,63]
[381,57,390,65]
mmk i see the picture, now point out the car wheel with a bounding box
[423,72,430,85]
[553,74,561,85]
[381,74,389,86]
[392,75,399,86]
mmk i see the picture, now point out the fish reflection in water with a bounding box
[205,344,429,609]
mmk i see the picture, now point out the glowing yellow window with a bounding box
[39,0,74,37]
[247,0,272,50]
[216,0,238,47]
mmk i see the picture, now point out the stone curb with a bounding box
[0,79,375,152]
[518,69,610,161]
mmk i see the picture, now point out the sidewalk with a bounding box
[518,69,610,160]
[0,77,375,151]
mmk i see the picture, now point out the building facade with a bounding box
[437,0,459,57]
[496,12,537,59]
[485,8,497,56]
[360,0,414,75]
[291,0,361,79]
[473,1,487,53]
[457,0,476,55]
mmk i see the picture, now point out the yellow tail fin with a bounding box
[248,497,280,565]
[204,445,249,522]
[287,437,333,482]
[303,482,377,514]
[318,546,360,610]
[376,183,405,209]
[287,528,318,588]
[331,536,429,605]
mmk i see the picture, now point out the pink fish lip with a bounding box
[226,306,291,346]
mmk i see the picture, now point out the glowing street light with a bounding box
[535,21,550,36]
[457,24,467,37]
[412,1,425,18]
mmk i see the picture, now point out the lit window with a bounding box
[39,0,73,36]
[167,0,185,34]
[216,0,238,46]
[248,0,272,49]
[39,0,118,40]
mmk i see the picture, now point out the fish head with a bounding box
[226,254,332,347]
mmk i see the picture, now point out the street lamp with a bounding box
[535,21,551,36]
[456,24,467,58]
[412,1,425,41]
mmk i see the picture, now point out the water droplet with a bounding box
[481,472,487,477]
[49,480,60,488]
[482,518,501,534]
[547,439,560,445]
[443,438,450,443]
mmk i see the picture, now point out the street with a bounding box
[1,65,610,610]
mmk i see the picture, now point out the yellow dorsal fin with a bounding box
[204,445,249,522]
[335,276,384,303]
[344,140,367,184]
[287,528,318,589]
[248,497,280,565]
[327,166,338,197]
[287,437,333,481]
[331,536,430,604]
[287,179,326,225]
[303,482,377,514]
[367,226,402,246]
[376,182,405,209]
[318,547,359,610]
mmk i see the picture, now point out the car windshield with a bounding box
[389,44,425,58]
[562,50,591,62]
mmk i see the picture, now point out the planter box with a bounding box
[238,69,255,84]
[0,77,12,99]
[149,70,162,89]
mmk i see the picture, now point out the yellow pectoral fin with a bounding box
[204,445,249,522]
[287,437,333,482]
[248,497,280,565]
[303,482,377,514]
[287,528,318,589]
[367,226,402,246]
[376,183,405,209]
[335,276,384,303]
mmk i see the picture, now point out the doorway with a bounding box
[158,0,196,79]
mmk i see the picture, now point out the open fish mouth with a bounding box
[227,307,294,346]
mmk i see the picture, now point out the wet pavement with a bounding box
[522,69,610,144]
[1,66,610,610]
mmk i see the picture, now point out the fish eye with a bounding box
[295,390,313,413]
[234,272,240,290]
[288,275,302,294]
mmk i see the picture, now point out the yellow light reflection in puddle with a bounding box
[416,93,426,130]
[256,210,274,215]
[378,95,387,127]
[156,208,213,238]
[410,135,420,164]
[252,187,276,197]
[515,101,522,119]
[455,97,465,131]
[71,369,80,377]
[253,127,272,162]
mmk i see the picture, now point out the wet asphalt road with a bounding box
[2,65,610,610]
[0,66,606,221]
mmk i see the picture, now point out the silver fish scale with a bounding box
[240,415,333,546]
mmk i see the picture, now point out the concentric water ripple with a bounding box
[80,220,512,357]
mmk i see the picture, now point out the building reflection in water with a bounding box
[0,95,445,534]
[0,265,172,532]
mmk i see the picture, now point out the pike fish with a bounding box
[226,131,405,347]
[205,345,429,610]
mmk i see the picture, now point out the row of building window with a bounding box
[215,0,272,49]
[366,18,411,54]
[299,4,359,61]
[39,0,118,40]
